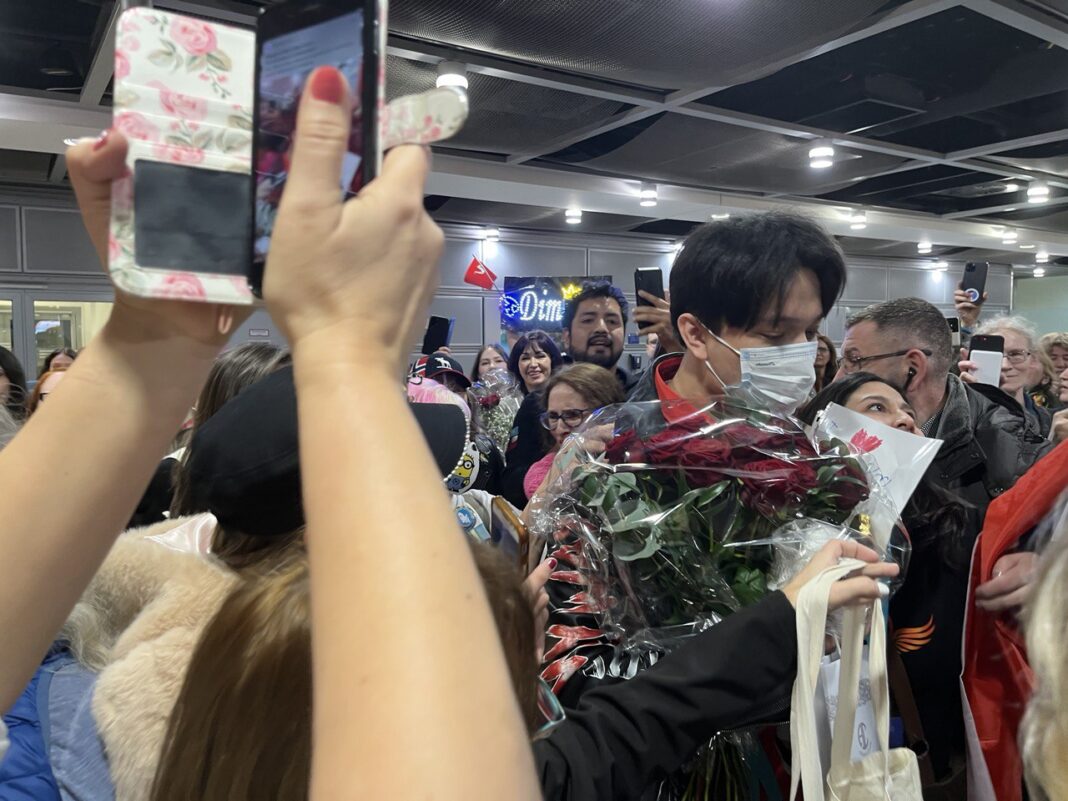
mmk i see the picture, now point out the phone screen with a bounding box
[252,4,375,285]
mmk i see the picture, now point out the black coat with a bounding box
[534,592,796,801]
[926,375,1052,515]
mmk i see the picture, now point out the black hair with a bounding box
[797,372,973,572]
[41,347,78,376]
[470,343,509,383]
[0,346,28,420]
[669,211,846,335]
[507,331,564,394]
[562,281,630,334]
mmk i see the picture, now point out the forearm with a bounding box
[296,357,538,801]
[0,309,217,706]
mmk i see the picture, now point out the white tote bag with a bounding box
[789,559,923,801]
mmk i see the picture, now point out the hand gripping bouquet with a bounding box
[467,368,523,454]
[533,396,909,800]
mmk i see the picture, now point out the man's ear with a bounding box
[905,348,928,383]
[677,313,710,361]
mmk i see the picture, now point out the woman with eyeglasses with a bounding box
[523,364,625,502]
[961,316,1053,437]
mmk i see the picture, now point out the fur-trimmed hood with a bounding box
[62,515,236,801]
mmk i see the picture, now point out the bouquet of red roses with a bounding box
[535,397,885,800]
[467,368,523,454]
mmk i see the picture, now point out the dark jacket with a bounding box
[503,362,646,508]
[501,391,548,508]
[535,592,796,801]
[927,375,1052,514]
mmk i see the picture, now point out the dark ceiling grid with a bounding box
[1,0,1067,278]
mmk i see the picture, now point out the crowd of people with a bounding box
[2,65,1068,801]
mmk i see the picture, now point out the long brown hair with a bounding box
[815,333,838,392]
[151,544,538,801]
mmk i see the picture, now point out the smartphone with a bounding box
[946,317,961,348]
[634,268,665,330]
[251,0,381,295]
[969,334,1004,386]
[960,262,989,305]
[421,316,455,355]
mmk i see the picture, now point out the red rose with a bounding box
[739,458,820,517]
[604,429,647,465]
[645,427,693,463]
[829,458,870,511]
[678,438,732,487]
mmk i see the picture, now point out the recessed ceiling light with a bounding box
[917,240,932,254]
[849,211,867,230]
[710,212,730,220]
[639,182,658,207]
[1027,181,1050,204]
[483,227,500,241]
[1019,243,1036,249]
[1003,207,1017,212]
[1001,228,1018,244]
[565,208,582,224]
[809,142,835,169]
[1004,183,1019,192]
[1034,267,1046,277]
[436,61,468,90]
[1037,250,1050,263]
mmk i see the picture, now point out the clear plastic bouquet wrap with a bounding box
[533,397,911,800]
[467,368,523,453]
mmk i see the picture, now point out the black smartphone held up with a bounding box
[960,262,989,305]
[968,334,1005,386]
[947,317,961,348]
[250,0,381,295]
[634,268,665,331]
[421,316,455,355]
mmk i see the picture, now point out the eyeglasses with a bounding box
[533,678,566,740]
[1004,349,1032,365]
[840,348,932,373]
[539,408,590,430]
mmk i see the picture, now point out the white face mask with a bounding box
[702,327,818,413]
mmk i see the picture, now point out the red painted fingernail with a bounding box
[548,559,558,570]
[92,129,111,151]
[308,66,344,104]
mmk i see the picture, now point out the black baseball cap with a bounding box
[410,352,472,389]
[186,366,468,538]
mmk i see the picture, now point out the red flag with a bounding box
[464,256,497,290]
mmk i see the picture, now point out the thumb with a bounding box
[828,576,888,611]
[67,130,129,265]
[282,66,352,212]
[524,558,556,596]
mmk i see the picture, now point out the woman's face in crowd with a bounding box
[999,330,1034,399]
[519,346,552,391]
[845,381,921,436]
[545,383,590,447]
[1049,345,1068,373]
[478,349,506,376]
[814,340,831,369]
[1060,366,1068,404]
[50,353,74,372]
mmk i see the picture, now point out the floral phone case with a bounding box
[108,3,467,305]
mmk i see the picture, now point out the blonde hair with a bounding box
[1022,502,1068,800]
[1039,331,1068,355]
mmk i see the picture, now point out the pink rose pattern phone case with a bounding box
[109,2,468,305]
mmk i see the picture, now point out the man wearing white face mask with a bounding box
[628,211,846,413]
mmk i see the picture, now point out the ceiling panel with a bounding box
[541,113,907,195]
[0,0,110,95]
[388,0,908,92]
[426,197,654,235]
[704,9,1068,152]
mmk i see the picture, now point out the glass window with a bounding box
[0,300,11,351]
[33,300,112,374]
